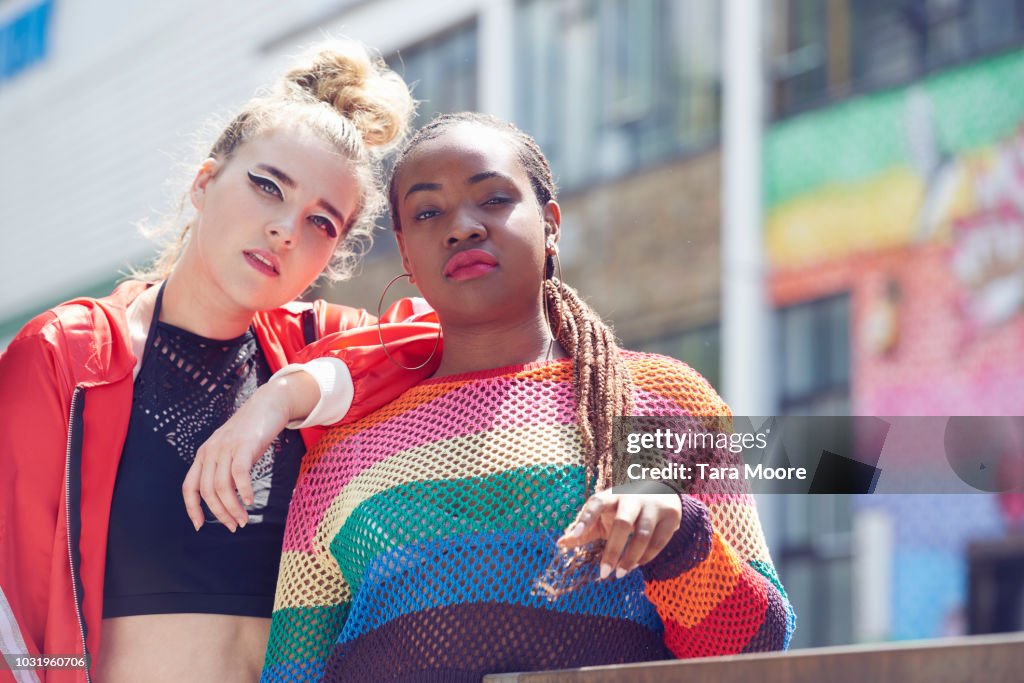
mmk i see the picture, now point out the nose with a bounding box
[446,207,487,247]
[266,213,301,249]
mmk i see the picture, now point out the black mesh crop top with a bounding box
[103,288,306,618]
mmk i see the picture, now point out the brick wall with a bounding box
[771,243,1024,415]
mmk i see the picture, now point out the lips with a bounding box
[443,249,498,281]
[244,249,280,277]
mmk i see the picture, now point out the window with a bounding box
[600,0,656,126]
[387,21,478,131]
[778,294,851,415]
[516,0,721,190]
[775,493,855,648]
[772,293,854,648]
[0,0,53,85]
[771,0,830,116]
[970,0,1024,52]
[639,323,720,389]
[772,0,1024,118]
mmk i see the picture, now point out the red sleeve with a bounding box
[301,297,441,424]
[0,321,74,674]
[315,296,434,335]
[640,496,795,657]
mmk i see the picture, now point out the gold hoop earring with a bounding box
[376,272,441,371]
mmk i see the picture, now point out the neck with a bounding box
[160,255,254,340]
[432,307,568,378]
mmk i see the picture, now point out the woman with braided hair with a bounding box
[214,112,794,681]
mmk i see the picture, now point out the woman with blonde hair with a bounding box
[0,39,438,683]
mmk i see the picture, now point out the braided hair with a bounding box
[388,112,634,496]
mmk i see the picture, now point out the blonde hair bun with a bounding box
[279,40,413,152]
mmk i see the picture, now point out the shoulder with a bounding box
[620,350,731,418]
[3,309,66,384]
[8,292,120,353]
[2,282,141,384]
[1,307,85,399]
[261,299,373,334]
[253,300,375,368]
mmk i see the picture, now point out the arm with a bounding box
[640,493,795,656]
[622,353,795,656]
[183,300,442,529]
[182,369,321,531]
[295,296,441,425]
[0,324,74,681]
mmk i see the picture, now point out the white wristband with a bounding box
[271,357,354,429]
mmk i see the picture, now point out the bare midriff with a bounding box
[96,614,270,683]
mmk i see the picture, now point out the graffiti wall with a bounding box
[765,48,1024,417]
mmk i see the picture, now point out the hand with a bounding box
[556,483,682,579]
[182,372,316,531]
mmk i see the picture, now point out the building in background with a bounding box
[766,0,1024,648]
[2,0,1023,655]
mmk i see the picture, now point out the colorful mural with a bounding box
[764,48,1024,417]
[765,48,1024,270]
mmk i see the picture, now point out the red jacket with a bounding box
[0,281,441,682]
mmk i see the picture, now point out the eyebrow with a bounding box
[256,164,296,188]
[404,182,441,199]
[467,171,514,185]
[255,163,346,226]
[402,171,516,200]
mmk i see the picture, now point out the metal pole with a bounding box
[721,0,773,416]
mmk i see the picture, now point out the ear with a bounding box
[393,231,416,284]
[189,158,221,211]
[542,200,562,253]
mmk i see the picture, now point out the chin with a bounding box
[230,284,295,314]
[439,295,515,327]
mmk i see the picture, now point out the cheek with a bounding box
[312,239,338,271]
[398,233,433,276]
[196,194,245,246]
[510,228,548,278]
[509,210,547,256]
[292,237,336,278]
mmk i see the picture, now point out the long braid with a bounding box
[544,278,634,494]
[537,276,633,598]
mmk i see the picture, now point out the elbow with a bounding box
[743,584,796,653]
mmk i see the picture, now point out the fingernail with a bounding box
[193,520,201,532]
[569,523,585,538]
[599,563,612,580]
[229,524,237,533]
[238,518,247,529]
[615,567,628,579]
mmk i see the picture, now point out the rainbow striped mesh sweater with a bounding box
[262,352,795,682]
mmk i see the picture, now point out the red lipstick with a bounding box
[443,249,498,281]
[243,249,280,277]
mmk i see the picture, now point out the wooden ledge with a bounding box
[483,632,1024,682]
